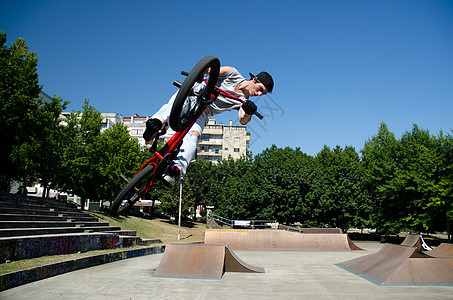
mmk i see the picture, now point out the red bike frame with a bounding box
[132,79,252,194]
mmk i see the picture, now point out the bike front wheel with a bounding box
[170,55,220,132]
[110,164,154,215]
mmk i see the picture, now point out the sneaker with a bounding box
[143,118,164,142]
[162,165,181,187]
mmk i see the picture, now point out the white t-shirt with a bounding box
[204,68,248,117]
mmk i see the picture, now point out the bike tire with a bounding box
[170,55,220,132]
[110,164,154,215]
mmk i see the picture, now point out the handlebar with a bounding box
[254,110,264,120]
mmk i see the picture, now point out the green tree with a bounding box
[184,160,218,215]
[94,122,143,207]
[362,123,452,236]
[12,95,69,197]
[209,157,254,220]
[361,122,401,234]
[396,126,453,238]
[314,145,369,232]
[155,180,194,220]
[434,131,453,241]
[0,31,41,190]
[251,145,313,224]
[54,100,102,209]
[395,125,439,232]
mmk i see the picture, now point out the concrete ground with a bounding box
[1,241,452,300]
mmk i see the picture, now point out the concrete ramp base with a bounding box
[205,229,362,251]
[337,243,453,286]
[153,244,264,279]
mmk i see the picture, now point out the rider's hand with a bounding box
[241,100,257,115]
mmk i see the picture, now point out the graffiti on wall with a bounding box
[0,246,165,291]
[0,234,136,262]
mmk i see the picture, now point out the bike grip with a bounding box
[181,71,189,76]
[173,80,182,88]
[255,111,264,119]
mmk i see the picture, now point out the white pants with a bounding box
[152,91,208,177]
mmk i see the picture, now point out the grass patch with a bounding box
[0,245,152,275]
[88,211,206,244]
[0,213,206,275]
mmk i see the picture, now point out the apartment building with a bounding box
[198,119,250,162]
[59,112,123,132]
[123,116,250,162]
[100,113,123,131]
[60,111,250,161]
[123,114,176,147]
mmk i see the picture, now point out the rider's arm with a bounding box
[219,66,234,76]
[238,107,252,125]
[204,66,234,76]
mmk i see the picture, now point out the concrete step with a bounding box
[0,220,110,229]
[0,232,139,262]
[0,196,76,209]
[0,207,92,217]
[0,193,147,262]
[141,238,162,245]
[0,202,47,209]
[0,226,122,237]
[116,235,142,247]
[100,230,137,236]
[0,213,99,222]
[0,201,83,214]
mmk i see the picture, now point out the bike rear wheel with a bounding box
[110,164,154,215]
[170,55,220,132]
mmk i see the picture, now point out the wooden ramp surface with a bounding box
[153,244,264,279]
[204,229,362,251]
[428,243,453,258]
[338,243,453,285]
[400,234,433,250]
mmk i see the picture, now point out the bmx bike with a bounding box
[110,55,263,215]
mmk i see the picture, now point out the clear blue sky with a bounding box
[2,0,452,156]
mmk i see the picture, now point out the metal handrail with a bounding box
[207,212,277,229]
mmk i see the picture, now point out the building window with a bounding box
[234,137,240,142]
[130,129,143,135]
[234,148,240,152]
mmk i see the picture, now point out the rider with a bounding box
[143,66,274,187]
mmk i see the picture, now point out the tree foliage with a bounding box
[52,101,143,209]
[0,31,42,189]
[12,95,69,197]
[314,145,370,232]
[362,123,452,236]
[94,122,143,206]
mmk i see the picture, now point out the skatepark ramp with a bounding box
[204,229,363,251]
[428,243,453,258]
[400,234,433,250]
[153,244,264,279]
[337,243,453,285]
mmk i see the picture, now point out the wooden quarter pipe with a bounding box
[153,243,264,279]
[337,243,453,285]
[204,229,363,251]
